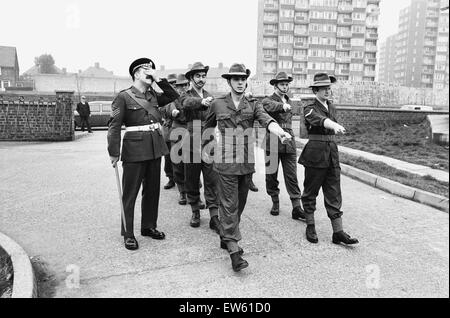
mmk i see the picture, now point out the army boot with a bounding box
[292,205,306,220]
[178,192,187,205]
[270,197,280,216]
[332,231,359,245]
[230,252,249,272]
[209,215,221,234]
[190,210,200,228]
[306,224,318,244]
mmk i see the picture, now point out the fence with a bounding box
[0,91,75,141]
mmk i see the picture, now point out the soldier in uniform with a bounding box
[262,72,305,220]
[298,73,359,246]
[161,73,177,190]
[178,62,220,233]
[107,58,179,250]
[204,63,292,272]
[167,74,190,205]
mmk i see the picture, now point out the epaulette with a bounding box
[119,87,132,94]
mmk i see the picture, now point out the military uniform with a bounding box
[262,93,302,209]
[179,88,219,216]
[160,103,174,186]
[205,93,275,254]
[107,80,179,238]
[167,98,188,194]
[298,98,343,227]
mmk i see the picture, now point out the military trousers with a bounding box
[184,151,219,216]
[80,116,92,132]
[171,140,185,193]
[301,166,343,228]
[163,141,173,181]
[121,158,162,238]
[265,151,302,206]
[218,173,251,254]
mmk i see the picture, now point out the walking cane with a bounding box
[114,164,127,234]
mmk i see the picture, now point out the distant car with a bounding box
[400,105,433,111]
[74,100,112,130]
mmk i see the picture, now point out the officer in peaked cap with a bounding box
[160,73,178,190]
[107,57,179,250]
[203,63,293,272]
[262,71,305,220]
[178,62,221,234]
[298,72,359,246]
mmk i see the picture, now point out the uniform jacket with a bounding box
[159,104,173,142]
[167,99,188,144]
[178,88,214,153]
[298,99,340,168]
[204,93,275,175]
[262,93,297,154]
[76,102,91,117]
[107,79,179,162]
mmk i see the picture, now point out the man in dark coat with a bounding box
[204,63,292,272]
[76,96,92,133]
[178,62,220,233]
[107,58,179,250]
[262,72,305,220]
[298,72,358,246]
[160,73,177,190]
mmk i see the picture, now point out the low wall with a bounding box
[0,91,75,141]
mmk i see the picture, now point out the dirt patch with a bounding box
[0,246,13,298]
[338,120,449,172]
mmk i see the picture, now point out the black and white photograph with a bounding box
[0,0,448,304]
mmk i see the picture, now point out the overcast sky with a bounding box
[3,0,411,76]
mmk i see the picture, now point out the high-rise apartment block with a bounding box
[383,0,449,89]
[256,0,380,94]
[378,34,397,83]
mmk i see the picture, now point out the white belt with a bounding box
[125,123,161,132]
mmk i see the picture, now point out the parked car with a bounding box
[74,100,112,130]
[400,105,433,111]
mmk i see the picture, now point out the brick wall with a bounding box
[0,91,75,141]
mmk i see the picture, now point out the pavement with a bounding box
[0,130,448,298]
[296,138,449,183]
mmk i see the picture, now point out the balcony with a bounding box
[295,3,309,11]
[293,42,308,49]
[293,55,308,62]
[423,69,434,75]
[424,40,436,47]
[366,20,379,28]
[366,32,378,40]
[426,31,438,37]
[423,59,435,65]
[426,21,439,28]
[424,50,436,56]
[263,54,277,61]
[426,11,439,18]
[263,42,278,49]
[337,43,351,50]
[263,29,278,35]
[295,15,309,23]
[337,30,352,38]
[337,17,353,25]
[336,68,350,75]
[263,16,278,23]
[365,45,377,52]
[294,28,308,35]
[264,3,279,11]
[293,68,307,74]
[336,56,351,63]
[364,57,377,64]
[338,4,353,12]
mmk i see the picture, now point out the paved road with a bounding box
[0,130,448,298]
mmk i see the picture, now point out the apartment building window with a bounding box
[263,37,278,47]
[263,62,277,72]
[280,0,295,4]
[351,25,365,33]
[294,49,308,58]
[351,51,364,58]
[280,22,294,31]
[295,25,308,34]
[279,60,293,69]
[280,34,294,43]
[351,38,364,46]
[280,47,293,56]
[263,49,277,57]
[280,9,294,18]
[352,0,367,8]
[350,63,363,71]
[352,12,366,20]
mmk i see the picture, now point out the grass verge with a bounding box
[339,152,449,198]
[30,256,59,298]
[338,120,449,172]
[0,246,13,298]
